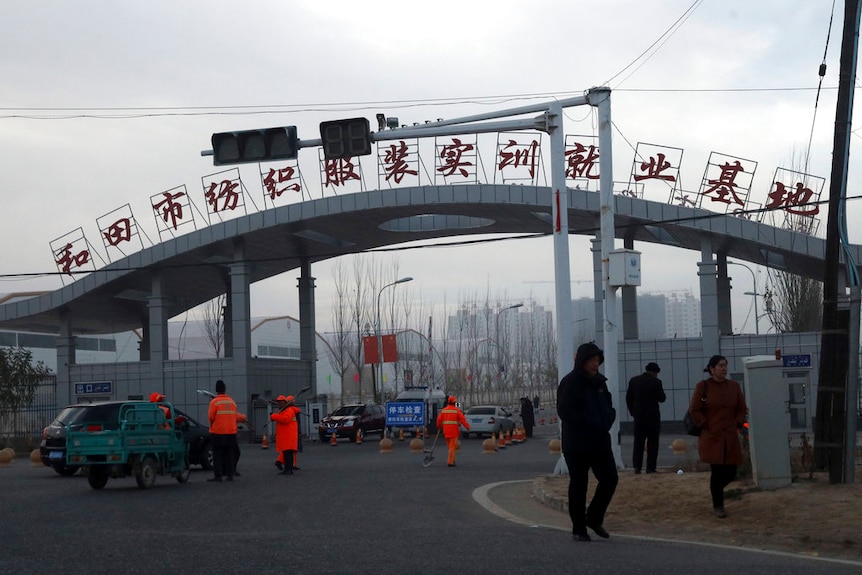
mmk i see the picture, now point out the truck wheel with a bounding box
[176,457,190,484]
[54,465,80,477]
[136,456,157,489]
[87,466,109,490]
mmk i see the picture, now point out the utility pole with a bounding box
[814,0,862,483]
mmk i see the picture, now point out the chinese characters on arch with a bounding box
[51,129,825,274]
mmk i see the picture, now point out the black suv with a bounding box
[40,400,214,476]
[318,403,386,442]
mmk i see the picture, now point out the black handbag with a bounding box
[683,380,708,436]
[683,409,700,436]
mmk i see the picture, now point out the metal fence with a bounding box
[0,375,57,449]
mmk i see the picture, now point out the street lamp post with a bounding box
[376,277,413,401]
[495,303,523,403]
[728,261,760,335]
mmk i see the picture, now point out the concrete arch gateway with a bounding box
[0,183,857,426]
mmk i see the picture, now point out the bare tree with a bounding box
[201,294,226,358]
[327,259,353,404]
[764,152,823,333]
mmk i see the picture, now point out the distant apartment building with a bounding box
[665,290,701,338]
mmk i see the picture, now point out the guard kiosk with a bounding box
[742,355,812,489]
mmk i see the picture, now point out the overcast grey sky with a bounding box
[0,1,853,334]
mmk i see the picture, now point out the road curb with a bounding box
[531,476,568,513]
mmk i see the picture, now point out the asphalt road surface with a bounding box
[2,431,859,575]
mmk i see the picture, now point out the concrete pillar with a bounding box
[715,253,733,335]
[621,237,639,340]
[55,309,75,407]
[591,235,604,348]
[229,243,251,402]
[147,271,168,391]
[697,238,720,355]
[298,257,317,391]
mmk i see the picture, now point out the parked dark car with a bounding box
[40,400,213,476]
[318,403,386,442]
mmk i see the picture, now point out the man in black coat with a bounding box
[556,342,618,542]
[520,397,535,437]
[625,362,666,474]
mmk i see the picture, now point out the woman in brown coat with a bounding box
[689,355,748,518]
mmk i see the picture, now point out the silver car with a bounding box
[463,405,515,438]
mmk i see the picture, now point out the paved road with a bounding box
[2,430,859,575]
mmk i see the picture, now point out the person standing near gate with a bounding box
[271,395,300,475]
[435,396,470,467]
[207,380,244,482]
[626,362,666,474]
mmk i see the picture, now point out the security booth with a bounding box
[305,399,329,441]
[742,354,813,489]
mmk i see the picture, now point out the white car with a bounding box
[463,405,515,438]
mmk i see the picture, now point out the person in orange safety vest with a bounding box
[207,380,246,482]
[149,392,186,429]
[270,395,300,475]
[435,396,470,467]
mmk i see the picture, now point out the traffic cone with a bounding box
[261,433,269,449]
[498,430,506,449]
[356,428,363,445]
[505,429,512,446]
[398,428,404,441]
[330,431,338,446]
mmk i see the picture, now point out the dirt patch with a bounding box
[535,470,861,562]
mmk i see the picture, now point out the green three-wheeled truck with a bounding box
[66,401,190,490]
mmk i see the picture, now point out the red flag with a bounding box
[363,335,378,365]
[382,334,398,363]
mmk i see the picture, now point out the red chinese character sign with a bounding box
[151,185,196,240]
[202,168,250,224]
[628,143,683,202]
[495,133,543,185]
[362,334,398,364]
[319,149,364,194]
[565,135,601,188]
[50,228,98,283]
[697,152,758,219]
[435,135,478,185]
[377,139,420,188]
[260,161,303,208]
[97,204,147,263]
[766,168,824,235]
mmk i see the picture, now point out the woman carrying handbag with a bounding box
[689,355,748,518]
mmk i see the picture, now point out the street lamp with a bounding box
[728,260,760,335]
[376,277,414,401]
[495,303,523,401]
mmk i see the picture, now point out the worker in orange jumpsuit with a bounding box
[435,396,470,467]
[149,392,185,429]
[208,380,245,482]
[270,395,300,475]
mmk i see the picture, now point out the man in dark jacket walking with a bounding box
[557,342,618,542]
[626,362,666,474]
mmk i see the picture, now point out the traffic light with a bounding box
[211,126,298,166]
[319,117,372,160]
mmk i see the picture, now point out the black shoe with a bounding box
[207,477,223,482]
[233,471,241,477]
[633,469,642,474]
[292,466,300,471]
[572,533,591,542]
[645,469,656,474]
[275,461,283,471]
[448,463,456,467]
[586,521,610,539]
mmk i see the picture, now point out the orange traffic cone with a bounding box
[261,433,269,449]
[398,428,405,441]
[355,428,363,445]
[498,430,506,449]
[330,431,338,446]
[505,429,512,446]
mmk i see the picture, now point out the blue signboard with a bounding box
[385,401,425,427]
[74,381,113,395]
[782,354,811,368]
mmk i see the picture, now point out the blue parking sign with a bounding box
[385,402,425,427]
